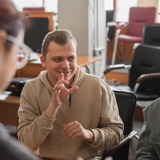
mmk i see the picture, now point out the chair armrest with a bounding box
[136,73,160,83]
[117,22,127,29]
[107,22,117,27]
[103,64,131,75]
[120,131,139,145]
[133,73,160,94]
[102,131,138,159]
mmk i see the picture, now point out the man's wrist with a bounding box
[44,102,60,119]
[86,129,94,143]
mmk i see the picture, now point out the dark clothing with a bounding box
[0,123,39,160]
[136,98,160,160]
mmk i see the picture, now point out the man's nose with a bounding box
[62,59,69,68]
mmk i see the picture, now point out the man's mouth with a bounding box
[59,72,70,74]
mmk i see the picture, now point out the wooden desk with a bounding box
[16,55,102,78]
[0,92,20,126]
[0,56,101,126]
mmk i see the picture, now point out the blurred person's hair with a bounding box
[41,29,77,58]
[0,0,27,51]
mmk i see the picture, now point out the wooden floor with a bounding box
[105,71,129,84]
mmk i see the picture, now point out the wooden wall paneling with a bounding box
[0,96,20,126]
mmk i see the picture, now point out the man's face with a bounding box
[41,40,77,87]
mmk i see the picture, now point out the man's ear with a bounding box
[40,55,46,67]
[0,30,7,47]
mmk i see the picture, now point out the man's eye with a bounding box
[69,57,75,61]
[53,58,61,62]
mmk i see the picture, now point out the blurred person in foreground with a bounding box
[136,98,160,160]
[0,0,39,159]
[18,29,124,160]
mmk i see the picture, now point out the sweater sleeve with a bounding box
[86,84,124,150]
[18,85,55,151]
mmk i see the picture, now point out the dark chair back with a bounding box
[102,91,136,160]
[24,17,49,52]
[114,91,136,135]
[128,44,160,96]
[106,10,116,40]
[106,10,115,23]
[142,24,160,47]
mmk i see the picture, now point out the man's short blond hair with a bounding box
[41,29,77,58]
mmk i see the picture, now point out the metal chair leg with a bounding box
[111,29,121,65]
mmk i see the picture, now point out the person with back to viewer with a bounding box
[18,29,124,160]
[136,97,160,159]
[0,0,40,159]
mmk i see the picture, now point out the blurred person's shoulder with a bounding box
[143,97,160,128]
[144,97,160,116]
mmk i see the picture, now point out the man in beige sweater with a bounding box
[18,29,124,160]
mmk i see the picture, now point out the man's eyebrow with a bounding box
[69,55,76,57]
[51,55,76,59]
[51,56,62,59]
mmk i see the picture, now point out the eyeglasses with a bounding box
[7,35,32,69]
